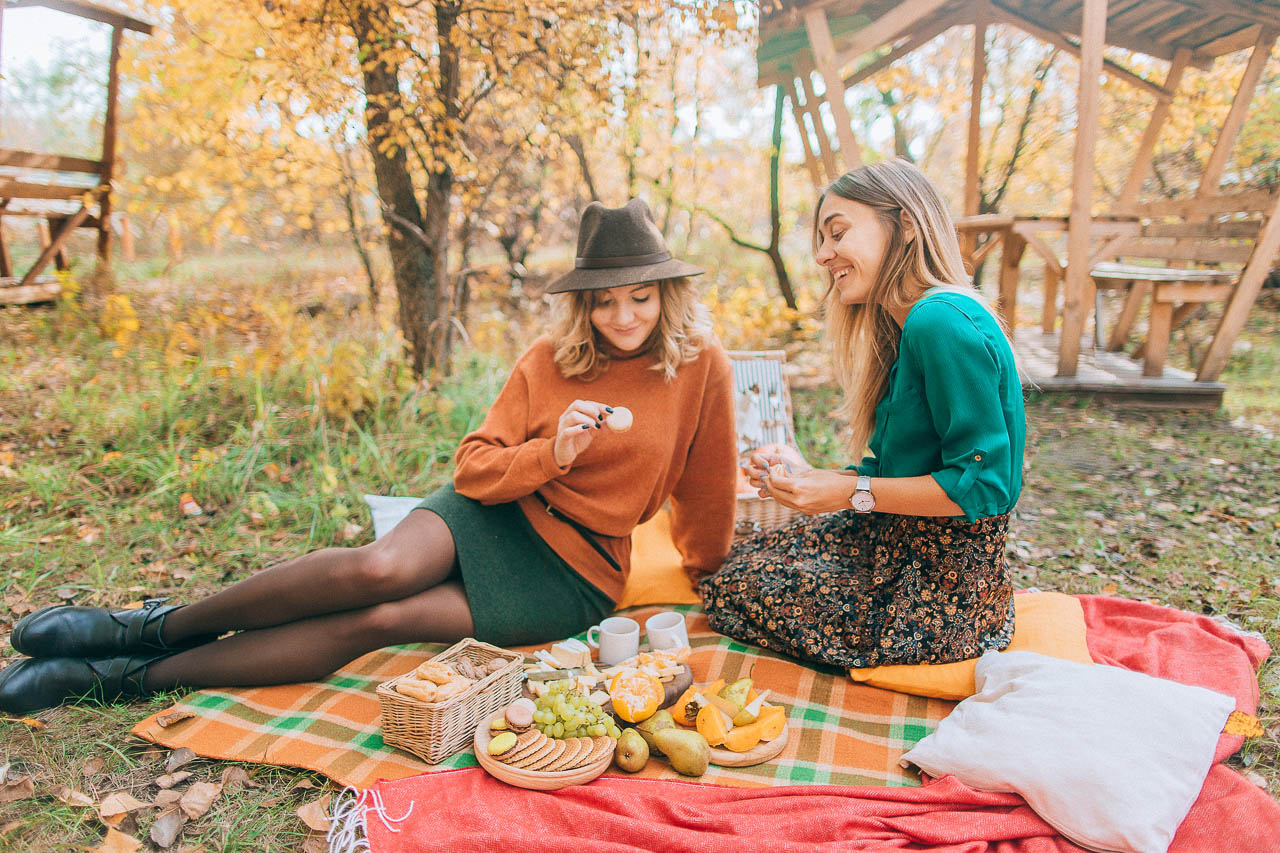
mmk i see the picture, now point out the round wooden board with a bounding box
[707,723,789,767]
[473,714,614,791]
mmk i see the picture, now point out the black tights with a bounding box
[143,509,473,691]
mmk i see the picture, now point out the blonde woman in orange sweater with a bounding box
[2,200,737,714]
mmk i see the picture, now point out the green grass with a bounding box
[2,251,1278,848]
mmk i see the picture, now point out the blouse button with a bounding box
[974,454,983,461]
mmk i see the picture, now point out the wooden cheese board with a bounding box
[708,722,789,767]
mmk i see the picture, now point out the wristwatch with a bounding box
[850,475,876,513]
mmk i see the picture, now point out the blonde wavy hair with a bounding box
[550,277,713,381]
[817,159,999,457]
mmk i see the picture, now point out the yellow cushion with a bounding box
[848,591,1093,700]
[619,509,699,608]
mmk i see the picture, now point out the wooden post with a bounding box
[787,75,825,188]
[963,21,987,259]
[1117,48,1190,205]
[1057,0,1107,377]
[1197,28,1277,198]
[1196,190,1280,380]
[1041,260,1061,333]
[803,8,863,171]
[796,60,839,181]
[20,207,91,287]
[97,24,123,263]
[998,232,1026,335]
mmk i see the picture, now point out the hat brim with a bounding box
[544,258,704,294]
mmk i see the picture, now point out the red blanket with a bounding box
[350,596,1276,852]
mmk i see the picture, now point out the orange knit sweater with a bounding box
[453,335,737,602]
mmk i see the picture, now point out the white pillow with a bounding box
[901,650,1234,853]
[363,495,424,540]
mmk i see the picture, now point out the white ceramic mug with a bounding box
[645,610,690,651]
[585,616,640,665]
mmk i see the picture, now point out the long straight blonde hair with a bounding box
[550,277,712,381]
[817,159,990,457]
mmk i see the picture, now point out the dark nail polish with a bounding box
[605,407,614,413]
[597,413,605,420]
[595,423,602,429]
[581,424,591,430]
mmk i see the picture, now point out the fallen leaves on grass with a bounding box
[154,771,192,789]
[165,747,197,774]
[177,781,222,819]
[97,827,143,852]
[51,785,96,807]
[220,766,258,789]
[149,807,186,848]
[296,794,331,832]
[0,775,35,803]
[83,756,106,777]
[98,792,153,827]
[0,716,46,731]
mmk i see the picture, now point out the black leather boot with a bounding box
[0,652,170,715]
[11,598,212,658]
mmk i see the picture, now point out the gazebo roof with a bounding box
[4,0,155,34]
[759,0,1280,82]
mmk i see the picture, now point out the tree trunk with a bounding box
[351,4,436,377]
[767,85,797,309]
[425,0,462,370]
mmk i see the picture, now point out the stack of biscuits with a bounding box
[486,699,615,773]
[488,730,616,773]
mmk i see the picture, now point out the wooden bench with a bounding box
[1094,189,1280,378]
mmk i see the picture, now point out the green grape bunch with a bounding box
[532,681,622,740]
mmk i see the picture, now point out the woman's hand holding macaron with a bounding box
[552,401,632,467]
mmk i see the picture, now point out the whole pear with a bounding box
[653,728,710,777]
[614,728,650,773]
[636,709,676,753]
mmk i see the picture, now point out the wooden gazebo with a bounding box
[759,0,1280,405]
[0,0,152,303]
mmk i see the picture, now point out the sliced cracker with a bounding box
[527,739,567,771]
[541,738,585,772]
[508,737,558,769]
[498,731,545,764]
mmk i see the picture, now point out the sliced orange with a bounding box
[610,669,665,724]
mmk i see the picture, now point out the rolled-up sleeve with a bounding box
[902,301,1015,522]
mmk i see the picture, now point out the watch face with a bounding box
[851,491,875,512]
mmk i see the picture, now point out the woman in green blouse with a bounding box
[700,158,1025,669]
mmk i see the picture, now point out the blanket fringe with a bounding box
[327,785,415,853]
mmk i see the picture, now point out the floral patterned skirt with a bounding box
[698,510,1015,669]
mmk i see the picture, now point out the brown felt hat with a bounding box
[546,199,704,293]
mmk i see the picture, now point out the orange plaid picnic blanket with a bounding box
[131,604,954,790]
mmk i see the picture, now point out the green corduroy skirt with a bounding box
[414,484,614,646]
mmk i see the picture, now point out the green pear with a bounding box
[614,728,650,773]
[653,727,710,777]
[717,677,753,712]
[732,690,770,727]
[636,709,676,753]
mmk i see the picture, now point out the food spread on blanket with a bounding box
[393,657,507,703]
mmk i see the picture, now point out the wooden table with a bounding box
[953,214,1140,341]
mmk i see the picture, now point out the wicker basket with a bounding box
[377,638,524,764]
[735,493,802,539]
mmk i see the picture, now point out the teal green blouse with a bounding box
[855,289,1025,522]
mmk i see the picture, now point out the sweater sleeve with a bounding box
[452,356,569,505]
[668,348,738,586]
[903,300,1015,522]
